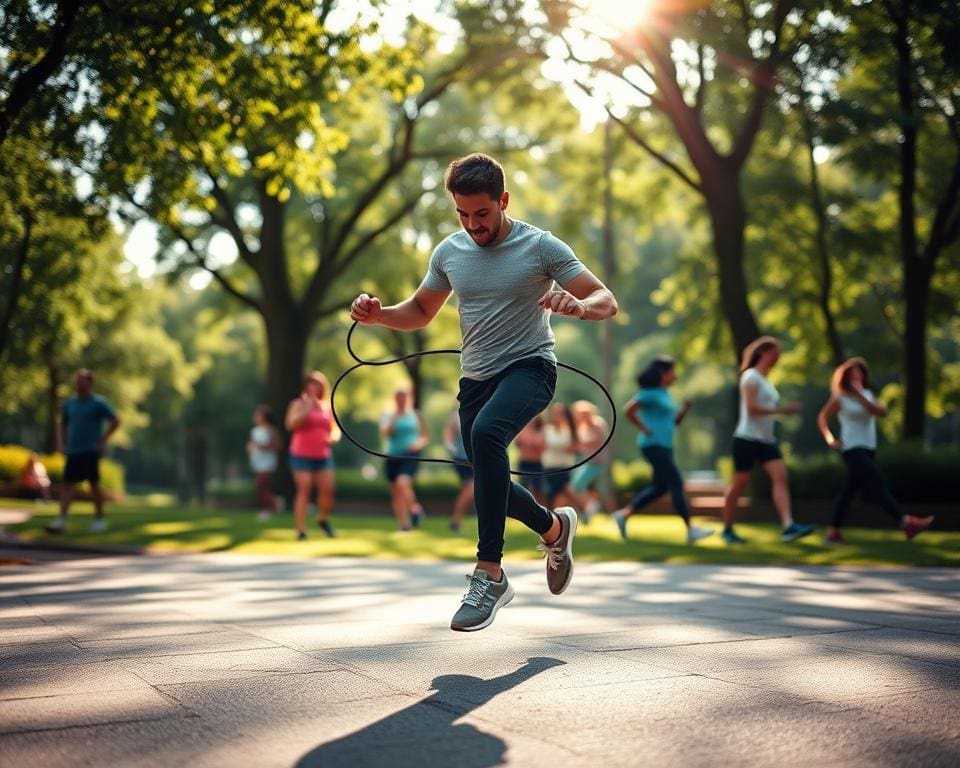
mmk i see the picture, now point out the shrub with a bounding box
[749,444,959,503]
[611,459,654,503]
[0,444,125,497]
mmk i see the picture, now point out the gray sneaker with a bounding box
[538,507,577,595]
[450,569,515,632]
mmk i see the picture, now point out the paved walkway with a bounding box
[1,546,959,767]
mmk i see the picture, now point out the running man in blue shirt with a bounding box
[45,369,120,534]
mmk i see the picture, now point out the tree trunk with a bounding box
[263,306,309,502]
[902,264,928,440]
[0,209,32,360]
[892,2,925,440]
[799,100,844,367]
[45,360,60,454]
[599,117,616,505]
[703,171,761,360]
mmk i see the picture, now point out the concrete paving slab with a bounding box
[1,659,153,700]
[0,686,188,734]
[0,552,956,767]
[77,628,281,660]
[120,646,343,686]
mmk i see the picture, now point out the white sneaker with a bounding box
[687,525,715,545]
[257,510,272,522]
[44,516,67,534]
[88,518,108,533]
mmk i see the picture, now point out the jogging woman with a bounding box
[817,357,933,543]
[721,337,815,544]
[612,356,714,544]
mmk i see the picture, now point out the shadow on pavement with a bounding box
[293,656,565,768]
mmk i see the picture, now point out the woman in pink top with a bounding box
[285,371,340,541]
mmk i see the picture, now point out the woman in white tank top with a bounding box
[817,358,934,544]
[721,336,816,545]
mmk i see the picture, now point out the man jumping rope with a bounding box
[350,153,618,631]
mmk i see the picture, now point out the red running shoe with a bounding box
[826,530,849,545]
[903,515,935,540]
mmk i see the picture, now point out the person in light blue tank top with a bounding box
[612,356,714,545]
[380,387,428,531]
[351,153,618,632]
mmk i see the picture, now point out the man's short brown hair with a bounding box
[444,153,505,199]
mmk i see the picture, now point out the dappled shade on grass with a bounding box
[3,497,958,568]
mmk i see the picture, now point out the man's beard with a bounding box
[469,216,501,247]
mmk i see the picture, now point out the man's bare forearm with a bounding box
[580,288,618,321]
[376,297,435,330]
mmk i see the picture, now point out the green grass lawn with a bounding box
[3,496,958,567]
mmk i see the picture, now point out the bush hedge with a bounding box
[0,444,125,497]
[750,444,959,503]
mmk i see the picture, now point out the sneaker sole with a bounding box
[450,582,516,632]
[550,507,578,596]
[614,514,628,541]
[782,528,815,543]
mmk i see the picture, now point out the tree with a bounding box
[0,0,89,147]
[544,0,821,358]
[90,2,548,445]
[820,0,960,439]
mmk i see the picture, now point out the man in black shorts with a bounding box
[45,369,120,534]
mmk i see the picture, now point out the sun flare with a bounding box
[580,0,652,36]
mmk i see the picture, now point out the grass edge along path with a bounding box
[2,497,959,568]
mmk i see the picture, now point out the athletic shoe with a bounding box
[410,508,423,529]
[44,516,67,534]
[903,515,934,540]
[825,530,849,545]
[257,510,272,522]
[782,522,816,543]
[88,518,108,534]
[296,531,307,541]
[318,520,336,538]
[687,525,715,545]
[613,509,629,540]
[449,520,461,533]
[538,507,577,595]
[721,527,747,545]
[450,569,515,632]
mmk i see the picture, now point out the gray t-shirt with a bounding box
[421,220,586,380]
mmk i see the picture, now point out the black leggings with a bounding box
[458,357,556,563]
[628,446,689,522]
[831,448,903,528]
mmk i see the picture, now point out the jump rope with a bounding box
[330,320,617,476]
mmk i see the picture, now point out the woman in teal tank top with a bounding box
[380,387,429,531]
[612,356,715,545]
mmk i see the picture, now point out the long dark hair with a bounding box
[637,355,675,389]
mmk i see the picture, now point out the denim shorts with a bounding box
[386,452,420,482]
[570,462,604,492]
[543,470,571,500]
[290,455,334,473]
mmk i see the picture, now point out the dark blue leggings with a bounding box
[629,446,689,522]
[832,448,903,528]
[458,356,556,563]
